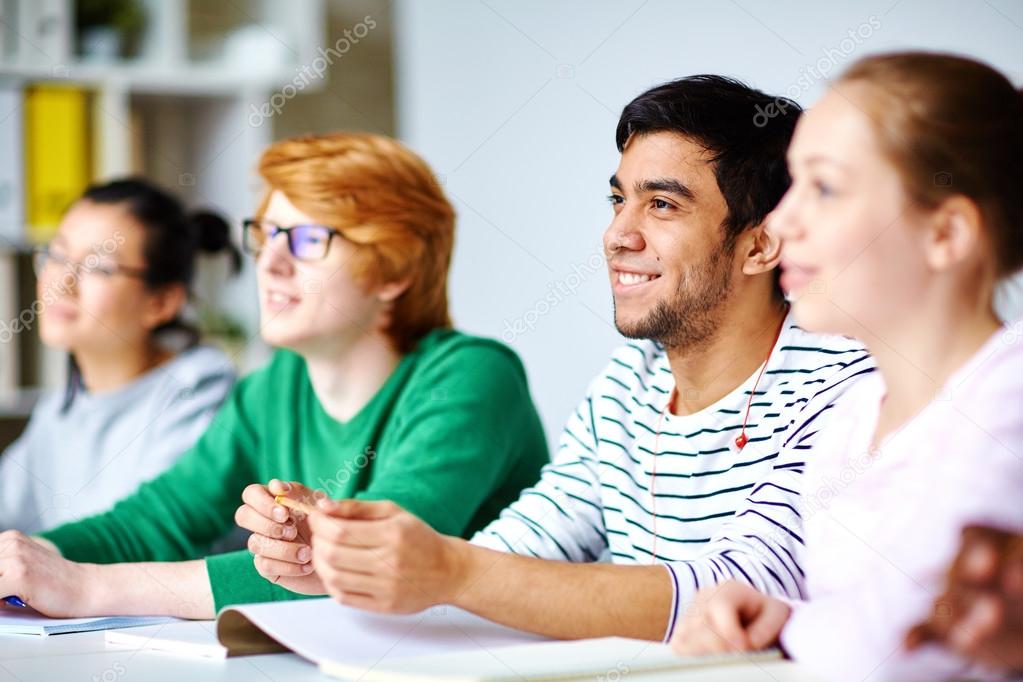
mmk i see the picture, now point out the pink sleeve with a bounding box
[781,583,980,680]
[781,337,1023,681]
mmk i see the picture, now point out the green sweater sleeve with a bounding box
[41,340,547,614]
[207,340,548,612]
[356,340,546,536]
[39,375,260,564]
[205,548,309,609]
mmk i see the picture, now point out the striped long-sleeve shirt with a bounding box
[471,316,875,639]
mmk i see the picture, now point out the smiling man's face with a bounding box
[604,131,738,350]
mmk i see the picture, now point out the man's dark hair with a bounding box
[615,75,801,248]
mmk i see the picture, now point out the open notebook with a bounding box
[106,621,227,658]
[105,598,787,680]
[107,598,547,662]
[0,607,172,636]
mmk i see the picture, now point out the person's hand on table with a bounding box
[308,499,465,613]
[0,530,93,617]
[671,580,791,656]
[235,479,324,594]
[906,524,1023,672]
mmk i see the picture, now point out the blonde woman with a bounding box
[673,53,1023,680]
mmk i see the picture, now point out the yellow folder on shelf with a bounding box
[24,84,92,242]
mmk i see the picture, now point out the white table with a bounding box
[0,629,821,682]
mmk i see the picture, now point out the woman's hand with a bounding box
[672,580,791,656]
[234,479,325,594]
[906,525,1023,671]
[0,530,94,617]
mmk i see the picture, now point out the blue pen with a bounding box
[3,596,27,608]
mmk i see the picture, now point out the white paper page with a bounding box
[106,621,226,658]
[322,637,788,682]
[218,598,549,665]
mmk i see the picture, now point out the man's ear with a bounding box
[740,222,783,276]
[925,195,983,272]
[377,278,412,303]
[142,283,187,331]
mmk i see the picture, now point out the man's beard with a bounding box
[614,242,734,351]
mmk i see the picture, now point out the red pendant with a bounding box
[735,433,748,450]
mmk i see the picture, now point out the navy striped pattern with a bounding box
[472,318,875,633]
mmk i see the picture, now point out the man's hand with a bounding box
[672,580,790,656]
[0,530,94,617]
[235,479,324,594]
[308,499,467,613]
[906,525,1023,671]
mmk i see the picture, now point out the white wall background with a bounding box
[392,0,1023,446]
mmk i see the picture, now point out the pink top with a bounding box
[781,325,1023,681]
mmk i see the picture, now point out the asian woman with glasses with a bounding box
[0,179,239,535]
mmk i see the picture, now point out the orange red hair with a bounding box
[256,132,455,352]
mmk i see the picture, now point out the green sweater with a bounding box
[41,330,549,610]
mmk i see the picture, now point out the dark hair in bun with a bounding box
[62,177,241,409]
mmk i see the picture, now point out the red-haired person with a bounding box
[672,53,1023,681]
[0,133,548,618]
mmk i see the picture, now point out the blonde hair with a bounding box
[838,52,1023,278]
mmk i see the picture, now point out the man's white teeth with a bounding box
[269,292,293,303]
[619,272,656,286]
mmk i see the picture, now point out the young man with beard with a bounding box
[240,75,875,642]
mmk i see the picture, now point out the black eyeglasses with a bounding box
[242,218,345,262]
[33,246,147,280]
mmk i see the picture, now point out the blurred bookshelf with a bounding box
[0,0,328,405]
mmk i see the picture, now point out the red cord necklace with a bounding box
[648,313,787,562]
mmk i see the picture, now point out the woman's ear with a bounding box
[740,221,783,276]
[142,283,187,331]
[925,195,983,272]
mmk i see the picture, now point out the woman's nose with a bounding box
[768,189,800,240]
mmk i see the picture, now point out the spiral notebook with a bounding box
[0,607,173,636]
